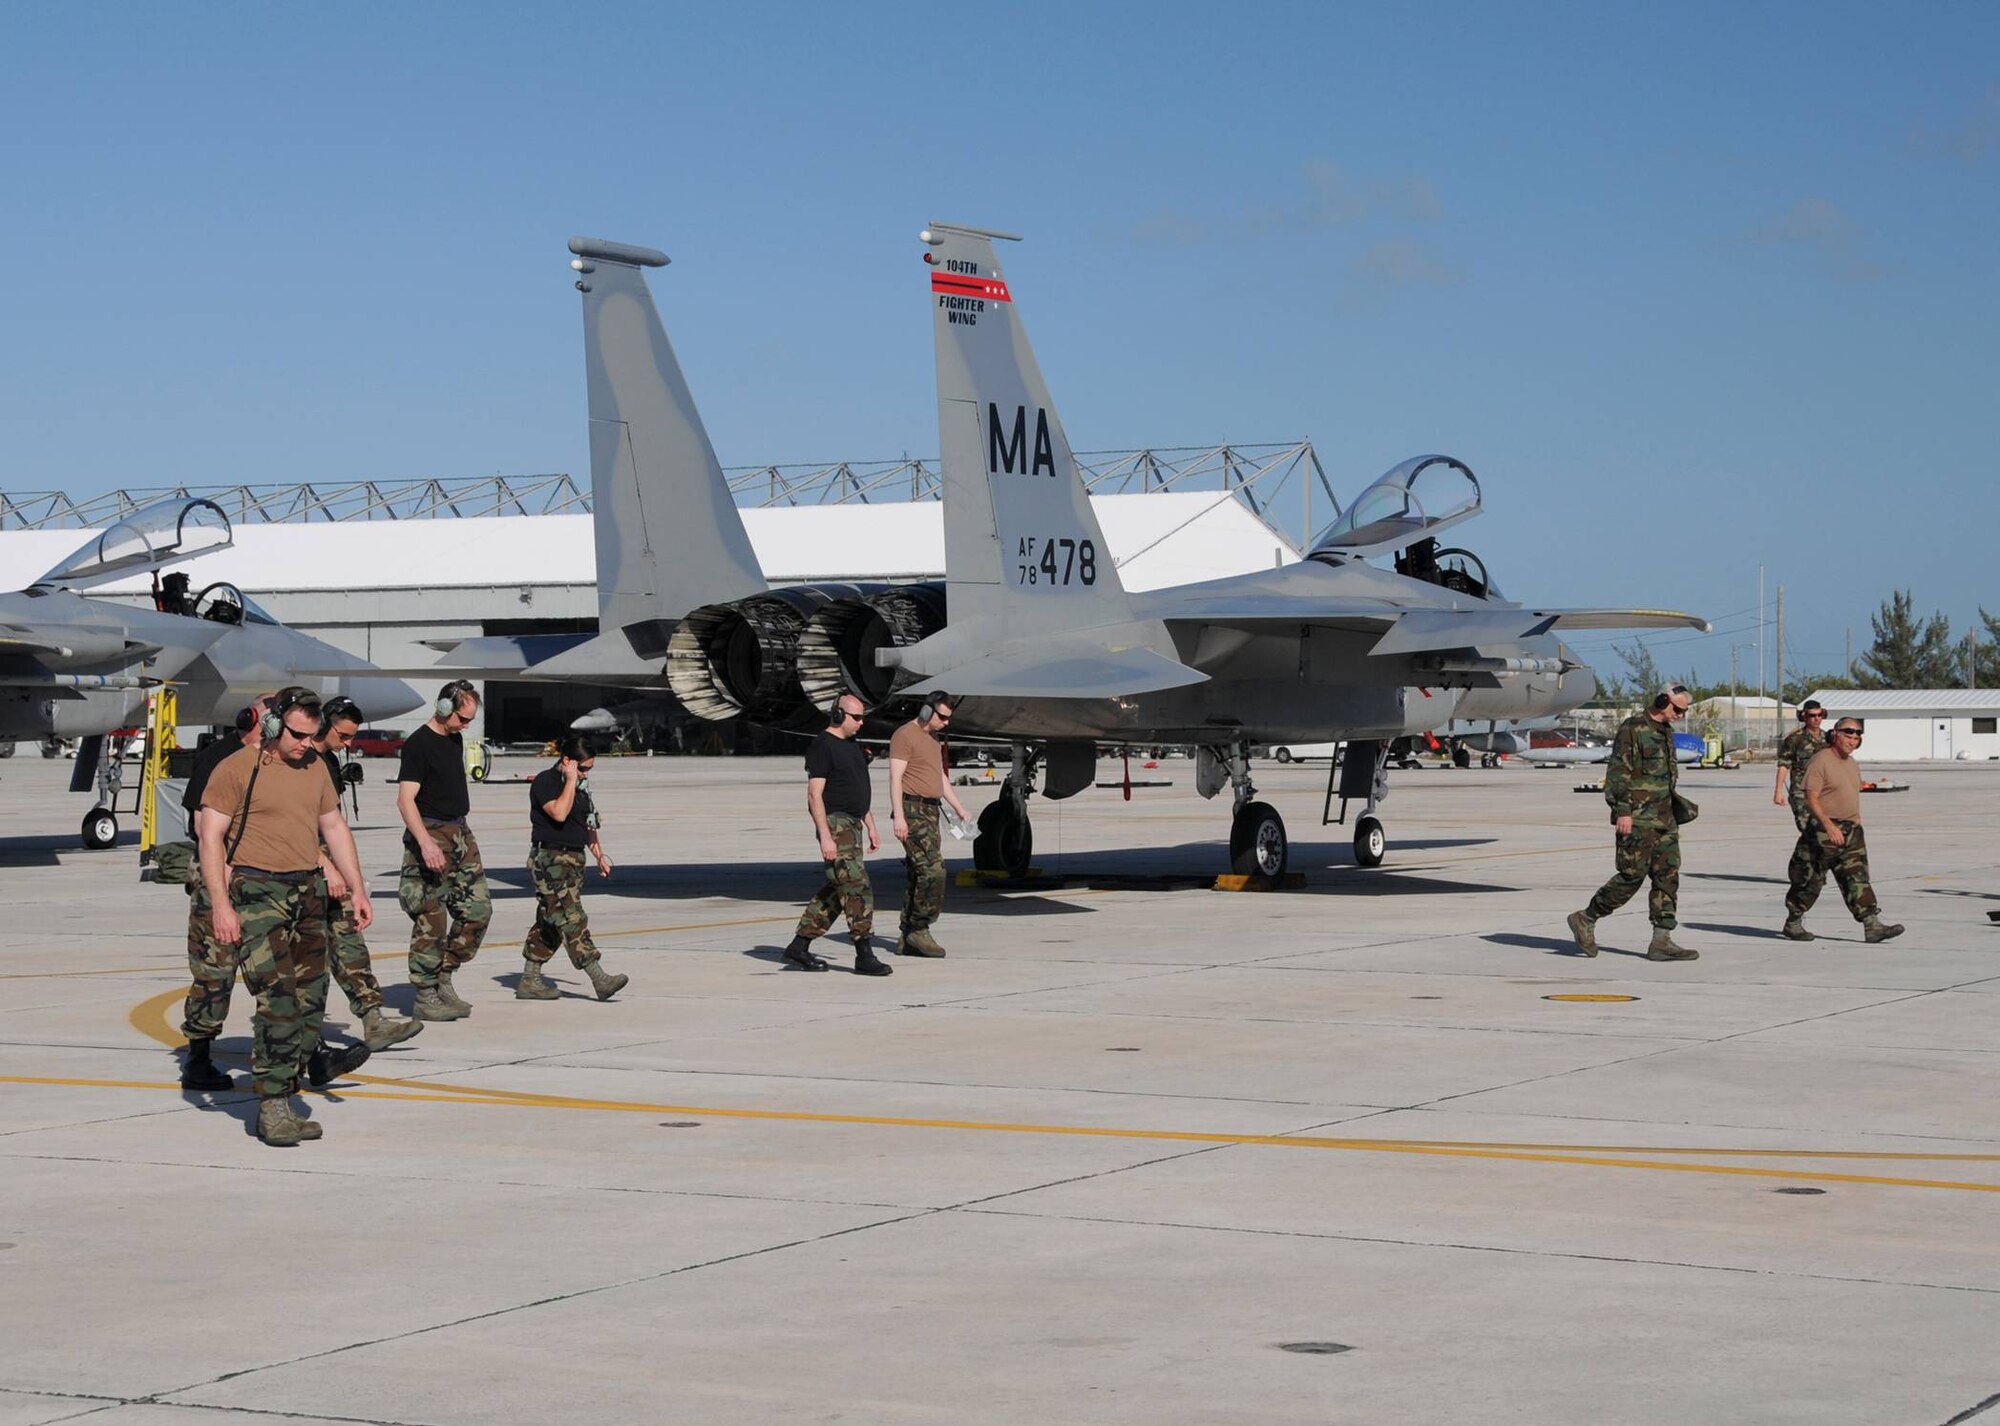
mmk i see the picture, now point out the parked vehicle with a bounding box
[348,728,406,758]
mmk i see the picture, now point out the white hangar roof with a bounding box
[0,491,1299,598]
[1805,689,2000,717]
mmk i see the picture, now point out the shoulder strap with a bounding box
[224,757,265,863]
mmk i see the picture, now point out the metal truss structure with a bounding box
[1,440,1341,542]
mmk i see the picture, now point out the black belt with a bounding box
[421,816,467,829]
[903,794,941,805]
[531,841,587,851]
[235,867,315,884]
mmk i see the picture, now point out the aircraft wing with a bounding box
[901,641,1208,700]
[1163,605,1709,656]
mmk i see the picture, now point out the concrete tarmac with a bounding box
[1,751,1995,1425]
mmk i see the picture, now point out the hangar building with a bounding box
[1802,689,2000,762]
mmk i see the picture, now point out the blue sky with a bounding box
[3,2,1994,687]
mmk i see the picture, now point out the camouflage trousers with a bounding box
[1785,819,1880,922]
[898,796,945,936]
[319,873,384,1017]
[400,820,491,988]
[233,873,331,1099]
[181,876,241,1043]
[523,846,600,968]
[797,812,874,940]
[1789,795,1813,835]
[1585,821,1681,929]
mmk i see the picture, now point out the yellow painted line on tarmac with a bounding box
[0,965,183,980]
[5,1070,2000,1195]
[595,914,798,939]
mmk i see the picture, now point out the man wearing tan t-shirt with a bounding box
[1782,718,1904,943]
[199,692,375,1146]
[888,693,970,957]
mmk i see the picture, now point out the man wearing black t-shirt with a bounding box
[396,680,492,1021]
[517,734,629,1002]
[780,695,891,976]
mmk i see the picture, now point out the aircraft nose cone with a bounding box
[1560,665,1598,713]
[335,674,425,722]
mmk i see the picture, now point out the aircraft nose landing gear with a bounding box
[972,744,1037,878]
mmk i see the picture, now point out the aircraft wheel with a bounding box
[40,738,64,758]
[973,800,1034,876]
[0,741,13,758]
[1452,744,1472,769]
[82,807,118,850]
[1274,747,1294,763]
[1353,813,1386,868]
[1229,800,1289,878]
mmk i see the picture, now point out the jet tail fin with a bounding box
[570,237,766,643]
[924,222,1132,632]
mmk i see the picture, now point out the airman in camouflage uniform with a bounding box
[1773,700,1827,832]
[198,692,374,1146]
[1782,718,1905,943]
[1568,684,1700,962]
[518,736,629,1001]
[397,682,492,1021]
[180,876,241,1056]
[888,695,971,958]
[781,695,891,976]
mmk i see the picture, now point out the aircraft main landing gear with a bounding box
[972,744,1037,877]
[1207,742,1288,878]
[1353,812,1385,867]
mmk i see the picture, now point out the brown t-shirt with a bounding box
[888,720,945,799]
[201,745,339,873]
[1803,747,1864,824]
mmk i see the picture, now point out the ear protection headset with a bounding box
[1796,700,1823,723]
[434,680,477,722]
[322,695,362,730]
[261,689,325,742]
[917,693,950,724]
[827,701,848,728]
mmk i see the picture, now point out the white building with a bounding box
[1802,689,2000,761]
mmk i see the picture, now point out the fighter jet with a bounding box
[833,222,1709,876]
[0,495,420,846]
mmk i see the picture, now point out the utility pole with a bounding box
[1774,585,1785,753]
[1757,565,1766,705]
[1969,632,1979,692]
[1845,626,1853,683]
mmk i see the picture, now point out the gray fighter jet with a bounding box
[646,224,1707,875]
[0,496,420,846]
[858,222,1707,875]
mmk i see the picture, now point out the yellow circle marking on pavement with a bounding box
[1543,993,1640,1003]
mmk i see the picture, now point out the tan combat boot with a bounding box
[285,1099,324,1140]
[1780,917,1815,941]
[899,929,947,958]
[437,970,473,1017]
[362,1007,424,1049]
[1565,911,1598,958]
[1863,917,1906,943]
[413,986,466,1021]
[516,960,561,1000]
[584,960,629,1001]
[1646,928,1699,962]
[256,1098,303,1147]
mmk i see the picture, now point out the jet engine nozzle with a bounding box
[796,584,947,712]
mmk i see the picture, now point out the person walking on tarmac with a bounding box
[398,680,492,1022]
[1782,718,1906,943]
[197,692,374,1146]
[888,693,970,957]
[1774,699,1828,832]
[305,696,421,1065]
[1568,684,1701,962]
[779,695,891,977]
[176,694,270,1092]
[517,734,629,1002]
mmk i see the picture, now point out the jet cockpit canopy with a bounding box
[1307,455,1481,561]
[32,497,233,591]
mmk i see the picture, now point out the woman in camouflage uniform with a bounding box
[517,735,629,1002]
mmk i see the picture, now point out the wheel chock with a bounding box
[954,868,1045,887]
[1213,872,1308,892]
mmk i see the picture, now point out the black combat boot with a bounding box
[852,937,893,977]
[781,936,831,972]
[305,1039,372,1087]
[179,1037,235,1092]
